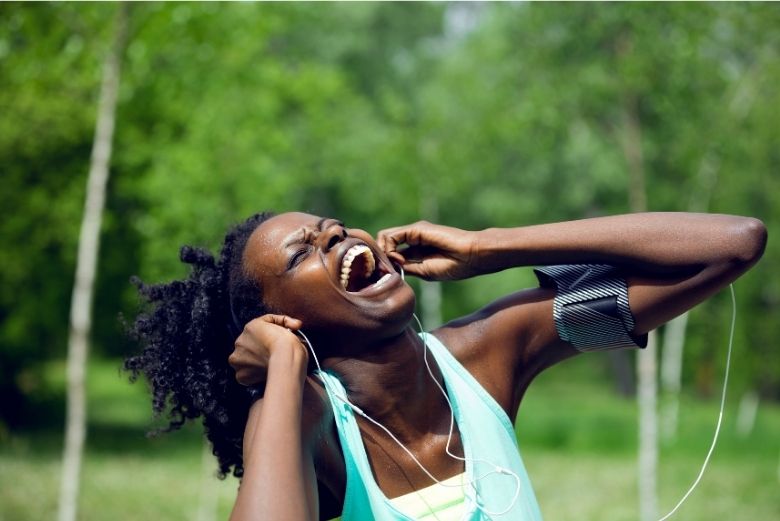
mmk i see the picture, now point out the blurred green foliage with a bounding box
[2,355,779,520]
[1,3,778,431]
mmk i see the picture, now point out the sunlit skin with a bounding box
[228,211,766,521]
[243,213,416,346]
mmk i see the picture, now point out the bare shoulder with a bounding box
[432,285,578,416]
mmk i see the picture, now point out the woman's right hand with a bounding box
[377,221,481,281]
[228,314,307,389]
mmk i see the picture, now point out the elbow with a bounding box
[730,217,767,266]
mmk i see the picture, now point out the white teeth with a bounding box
[339,244,376,289]
[375,273,391,287]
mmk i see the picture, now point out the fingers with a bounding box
[232,314,303,364]
[233,366,268,387]
[386,250,406,268]
[228,346,267,386]
[376,227,402,255]
[378,223,442,273]
[376,221,432,254]
[256,314,302,331]
[377,223,445,281]
[230,313,308,387]
[394,262,430,279]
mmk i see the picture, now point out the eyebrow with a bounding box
[318,217,345,231]
[316,217,329,232]
[283,217,337,249]
[283,229,306,249]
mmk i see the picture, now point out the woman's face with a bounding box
[242,212,416,341]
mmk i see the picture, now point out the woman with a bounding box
[127,211,766,520]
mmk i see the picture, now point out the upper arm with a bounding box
[511,262,750,361]
[443,252,762,414]
[303,381,347,521]
[444,264,644,385]
[437,214,766,414]
[239,379,329,521]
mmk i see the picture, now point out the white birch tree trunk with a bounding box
[659,151,716,442]
[637,332,658,521]
[419,187,442,329]
[735,391,759,438]
[58,6,127,521]
[659,58,760,442]
[660,313,688,441]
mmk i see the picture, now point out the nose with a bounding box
[319,222,347,252]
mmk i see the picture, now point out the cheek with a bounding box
[264,272,338,321]
[264,285,313,318]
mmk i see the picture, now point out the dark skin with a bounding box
[228,211,767,521]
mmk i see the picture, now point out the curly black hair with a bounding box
[125,211,275,478]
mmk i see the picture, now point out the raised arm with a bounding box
[378,213,766,408]
[228,315,319,521]
[468,212,766,334]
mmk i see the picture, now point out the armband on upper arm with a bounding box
[533,264,647,352]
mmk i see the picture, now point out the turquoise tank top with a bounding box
[317,332,544,520]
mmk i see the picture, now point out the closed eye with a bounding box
[287,246,311,270]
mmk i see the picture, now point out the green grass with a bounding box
[517,357,780,520]
[1,356,778,520]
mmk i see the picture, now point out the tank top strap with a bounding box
[317,370,417,520]
[420,332,544,521]
[316,332,544,521]
[419,332,517,438]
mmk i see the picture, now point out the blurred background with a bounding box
[1,2,778,520]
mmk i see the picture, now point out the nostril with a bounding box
[326,234,340,250]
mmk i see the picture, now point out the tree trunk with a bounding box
[637,332,658,521]
[58,6,127,521]
[419,186,442,329]
[660,313,687,440]
[660,57,760,441]
[735,391,759,438]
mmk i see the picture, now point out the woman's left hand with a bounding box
[377,221,480,281]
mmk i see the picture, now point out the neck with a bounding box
[318,326,450,443]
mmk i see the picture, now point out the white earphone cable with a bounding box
[294,265,522,518]
[656,283,736,521]
[295,268,734,520]
[411,312,522,516]
[296,324,522,519]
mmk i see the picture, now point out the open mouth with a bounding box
[340,244,390,293]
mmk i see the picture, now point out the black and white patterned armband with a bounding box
[533,264,648,352]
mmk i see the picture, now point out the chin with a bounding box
[377,284,417,333]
